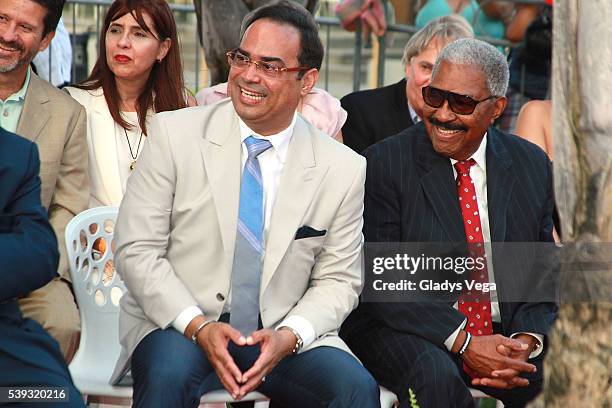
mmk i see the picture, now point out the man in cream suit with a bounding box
[112,2,378,408]
[0,0,88,362]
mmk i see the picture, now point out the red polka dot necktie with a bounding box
[454,159,493,338]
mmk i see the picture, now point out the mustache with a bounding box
[0,39,24,53]
[427,117,467,132]
[234,81,267,95]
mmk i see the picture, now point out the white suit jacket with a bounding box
[65,86,149,207]
[110,99,366,382]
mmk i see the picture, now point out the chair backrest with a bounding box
[65,206,124,382]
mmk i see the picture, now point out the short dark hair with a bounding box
[31,0,66,36]
[240,0,324,74]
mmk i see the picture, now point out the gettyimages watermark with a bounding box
[360,242,611,303]
[371,252,491,294]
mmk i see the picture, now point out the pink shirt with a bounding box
[195,82,347,141]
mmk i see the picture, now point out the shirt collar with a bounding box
[408,103,421,124]
[238,111,297,164]
[6,68,31,102]
[450,132,488,173]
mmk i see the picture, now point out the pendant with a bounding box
[130,160,136,171]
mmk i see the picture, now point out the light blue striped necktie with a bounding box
[230,136,273,335]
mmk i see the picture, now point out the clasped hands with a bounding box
[191,320,296,400]
[460,333,538,390]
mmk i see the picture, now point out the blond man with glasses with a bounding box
[340,14,474,154]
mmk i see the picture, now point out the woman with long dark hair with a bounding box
[66,0,195,207]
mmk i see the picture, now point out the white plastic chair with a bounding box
[66,206,131,402]
[65,206,267,407]
[471,388,504,407]
[380,386,398,407]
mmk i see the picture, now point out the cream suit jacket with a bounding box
[65,86,146,207]
[16,74,88,279]
[110,99,366,382]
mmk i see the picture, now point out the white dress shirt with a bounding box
[443,134,544,358]
[115,112,145,195]
[173,112,316,348]
[408,103,421,124]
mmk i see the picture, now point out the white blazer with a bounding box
[109,100,366,383]
[65,86,151,207]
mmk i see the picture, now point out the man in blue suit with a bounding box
[0,127,84,407]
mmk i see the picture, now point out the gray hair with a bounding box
[402,15,474,66]
[432,38,509,96]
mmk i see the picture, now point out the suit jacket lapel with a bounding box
[91,93,123,205]
[17,74,50,142]
[416,127,466,243]
[486,128,515,242]
[199,103,241,266]
[485,130,516,330]
[392,78,414,131]
[261,116,328,291]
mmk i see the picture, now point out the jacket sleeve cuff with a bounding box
[275,315,316,350]
[172,305,204,335]
[511,332,545,359]
[444,318,467,352]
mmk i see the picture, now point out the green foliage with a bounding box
[479,398,498,408]
[408,388,420,408]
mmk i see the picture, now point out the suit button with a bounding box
[216,293,225,301]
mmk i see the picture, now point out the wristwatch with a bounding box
[278,326,304,354]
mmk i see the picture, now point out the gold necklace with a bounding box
[124,128,143,171]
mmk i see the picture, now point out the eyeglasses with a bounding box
[226,50,310,78]
[422,86,496,115]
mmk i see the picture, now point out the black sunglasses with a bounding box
[422,86,496,115]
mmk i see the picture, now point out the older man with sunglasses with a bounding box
[340,38,557,408]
